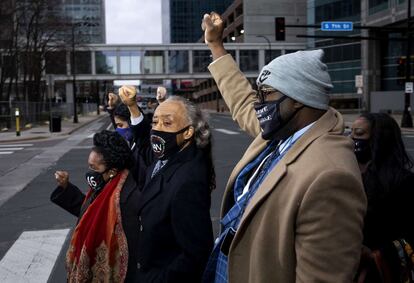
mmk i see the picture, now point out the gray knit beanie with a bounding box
[256,49,333,110]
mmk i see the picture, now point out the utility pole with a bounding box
[401,0,413,128]
[71,23,78,123]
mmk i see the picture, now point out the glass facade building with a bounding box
[309,0,361,103]
[56,0,106,44]
[169,0,233,43]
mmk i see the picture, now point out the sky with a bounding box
[105,0,162,44]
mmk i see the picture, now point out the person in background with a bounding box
[156,86,168,104]
[102,90,152,188]
[51,130,143,282]
[351,113,414,282]
[118,85,214,283]
[147,86,168,121]
[201,11,367,283]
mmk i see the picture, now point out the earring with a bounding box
[109,172,114,178]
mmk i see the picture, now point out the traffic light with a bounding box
[275,17,285,41]
[397,57,406,84]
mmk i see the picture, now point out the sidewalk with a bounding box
[0,114,105,143]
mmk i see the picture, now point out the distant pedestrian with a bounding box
[156,86,168,104]
[351,113,414,282]
[51,130,143,282]
[147,86,168,121]
[201,11,367,283]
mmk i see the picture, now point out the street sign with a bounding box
[321,22,353,31]
[406,82,413,94]
[355,75,363,88]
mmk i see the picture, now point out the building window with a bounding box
[239,50,258,72]
[73,51,91,74]
[369,0,389,14]
[119,51,141,74]
[95,51,117,74]
[144,51,164,74]
[46,51,67,74]
[193,50,211,73]
[168,50,189,73]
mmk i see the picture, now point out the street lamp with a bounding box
[401,0,413,128]
[256,35,271,63]
[71,22,81,123]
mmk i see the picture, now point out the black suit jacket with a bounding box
[135,142,214,283]
[50,172,142,282]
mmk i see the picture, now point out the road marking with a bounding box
[0,144,33,147]
[405,135,414,138]
[0,228,70,283]
[87,133,94,138]
[214,128,240,135]
[0,144,33,156]
[0,148,24,151]
[106,123,113,130]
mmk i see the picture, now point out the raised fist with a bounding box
[119,86,137,107]
[201,12,224,46]
[55,170,69,189]
[107,92,119,109]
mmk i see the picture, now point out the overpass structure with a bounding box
[47,42,306,82]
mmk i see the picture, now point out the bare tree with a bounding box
[0,0,72,123]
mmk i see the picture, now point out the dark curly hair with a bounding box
[113,104,131,123]
[92,130,134,170]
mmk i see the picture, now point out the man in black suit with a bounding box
[119,86,214,283]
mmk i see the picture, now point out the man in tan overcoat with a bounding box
[201,12,367,283]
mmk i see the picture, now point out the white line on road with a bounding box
[0,228,70,283]
[106,123,113,131]
[214,128,240,135]
[0,144,33,147]
[87,133,94,138]
[0,148,24,151]
[0,152,13,155]
[405,135,414,138]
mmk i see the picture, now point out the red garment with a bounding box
[66,170,129,282]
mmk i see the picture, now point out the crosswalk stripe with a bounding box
[0,144,33,147]
[0,152,13,155]
[87,133,94,138]
[0,228,70,283]
[0,148,24,151]
[214,128,240,135]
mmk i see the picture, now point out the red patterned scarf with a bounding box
[66,170,129,282]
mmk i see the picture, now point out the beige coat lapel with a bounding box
[233,108,342,243]
[220,136,268,217]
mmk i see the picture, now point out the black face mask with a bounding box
[254,96,303,140]
[150,126,190,160]
[85,169,108,192]
[353,138,371,164]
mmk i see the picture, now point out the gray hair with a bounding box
[166,96,211,148]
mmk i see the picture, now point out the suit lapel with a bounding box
[119,172,137,204]
[137,144,197,212]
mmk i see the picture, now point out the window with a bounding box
[168,50,188,73]
[95,51,117,74]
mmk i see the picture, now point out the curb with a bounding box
[0,115,106,143]
[66,115,107,135]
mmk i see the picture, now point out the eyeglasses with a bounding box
[255,86,279,103]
